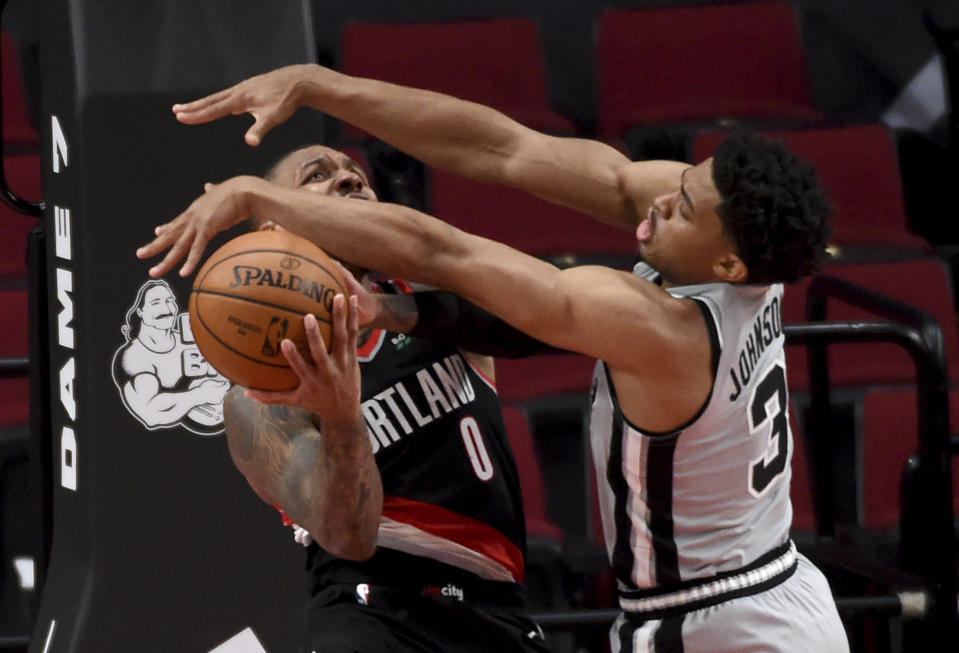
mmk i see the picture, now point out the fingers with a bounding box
[280,338,318,385]
[346,295,359,352]
[334,260,363,294]
[245,118,264,147]
[172,89,236,124]
[303,313,333,369]
[180,229,213,277]
[138,223,190,278]
[245,112,280,148]
[135,227,176,261]
[330,295,349,363]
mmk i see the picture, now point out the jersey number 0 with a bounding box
[460,416,495,481]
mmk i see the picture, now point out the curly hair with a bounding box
[712,131,831,284]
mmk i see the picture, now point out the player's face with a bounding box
[636,159,741,286]
[139,285,178,329]
[262,145,376,278]
[272,145,377,201]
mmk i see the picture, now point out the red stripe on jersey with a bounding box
[273,504,293,526]
[389,278,415,295]
[465,356,497,391]
[370,277,416,295]
[357,329,386,360]
[382,495,525,582]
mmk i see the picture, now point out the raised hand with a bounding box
[246,295,362,424]
[333,261,379,327]
[136,175,266,278]
[172,64,327,147]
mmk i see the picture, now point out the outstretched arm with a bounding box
[223,296,382,560]
[138,179,707,380]
[172,64,685,229]
[339,267,552,359]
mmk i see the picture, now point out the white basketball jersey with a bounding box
[590,263,793,590]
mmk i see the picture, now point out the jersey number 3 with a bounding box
[748,363,789,496]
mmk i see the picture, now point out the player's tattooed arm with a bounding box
[343,267,550,358]
[223,386,382,560]
[361,291,419,334]
[336,265,419,334]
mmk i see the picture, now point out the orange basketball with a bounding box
[189,230,348,391]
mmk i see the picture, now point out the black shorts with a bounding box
[298,550,549,653]
[299,584,549,653]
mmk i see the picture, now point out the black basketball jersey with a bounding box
[308,280,528,585]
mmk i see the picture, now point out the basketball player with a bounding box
[218,144,549,653]
[138,65,850,651]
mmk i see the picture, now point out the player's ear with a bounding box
[713,252,748,283]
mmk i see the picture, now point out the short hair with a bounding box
[263,147,303,183]
[711,131,831,284]
[246,147,313,231]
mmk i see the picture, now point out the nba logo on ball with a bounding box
[356,583,371,606]
[189,230,348,391]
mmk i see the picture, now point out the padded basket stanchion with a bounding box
[30,2,326,651]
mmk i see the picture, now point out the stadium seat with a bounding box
[781,258,959,389]
[595,1,823,140]
[340,18,574,141]
[1,30,39,149]
[495,354,596,405]
[692,124,930,256]
[501,404,564,546]
[788,401,816,533]
[0,289,29,428]
[500,403,574,624]
[429,169,636,266]
[0,154,41,280]
[861,388,959,531]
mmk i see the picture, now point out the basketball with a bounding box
[189,229,348,391]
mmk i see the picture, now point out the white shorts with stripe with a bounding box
[611,552,849,653]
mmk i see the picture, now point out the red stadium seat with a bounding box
[501,404,564,544]
[0,290,29,428]
[692,124,929,254]
[429,170,636,264]
[782,258,959,390]
[861,388,959,530]
[788,402,816,533]
[1,30,38,148]
[596,1,823,139]
[495,354,596,405]
[340,18,574,141]
[0,154,41,279]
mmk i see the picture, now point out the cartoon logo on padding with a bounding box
[111,279,229,436]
